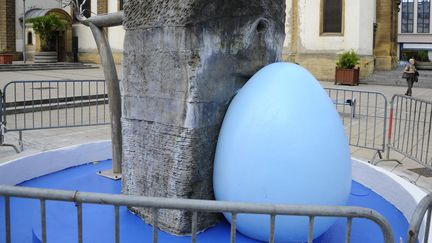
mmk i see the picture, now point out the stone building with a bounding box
[398,0,432,61]
[284,0,400,81]
[1,0,400,81]
[0,0,68,60]
[23,8,73,61]
[0,0,17,56]
[0,0,123,62]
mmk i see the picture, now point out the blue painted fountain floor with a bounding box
[0,160,408,243]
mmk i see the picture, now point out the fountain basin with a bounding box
[0,141,428,242]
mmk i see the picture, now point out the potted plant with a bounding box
[0,48,13,64]
[26,14,67,63]
[335,50,360,86]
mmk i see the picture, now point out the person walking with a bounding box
[402,58,418,96]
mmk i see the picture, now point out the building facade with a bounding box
[0,0,17,55]
[72,0,124,64]
[284,0,400,81]
[398,0,432,61]
[1,0,400,81]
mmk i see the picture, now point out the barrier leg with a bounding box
[374,102,401,165]
[0,124,20,153]
[370,150,383,164]
[19,131,23,152]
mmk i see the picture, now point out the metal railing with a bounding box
[0,90,20,153]
[407,193,432,243]
[0,80,110,152]
[0,185,394,243]
[325,88,388,161]
[385,95,432,168]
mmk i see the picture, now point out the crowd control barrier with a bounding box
[0,80,110,152]
[0,185,394,243]
[385,95,432,169]
[325,88,388,161]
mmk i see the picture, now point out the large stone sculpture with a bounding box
[121,0,285,235]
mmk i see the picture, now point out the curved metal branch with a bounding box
[69,0,124,174]
[88,23,123,174]
[82,12,124,27]
[70,0,123,27]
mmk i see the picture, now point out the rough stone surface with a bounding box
[0,0,16,53]
[122,0,285,235]
[374,0,399,71]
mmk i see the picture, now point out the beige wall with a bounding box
[284,0,399,80]
[374,0,399,70]
[64,0,398,73]
[284,0,377,80]
[0,0,16,54]
[296,0,374,55]
[77,51,122,64]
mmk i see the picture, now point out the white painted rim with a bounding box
[352,157,428,242]
[0,140,112,186]
[0,143,428,241]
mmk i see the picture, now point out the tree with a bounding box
[26,14,67,51]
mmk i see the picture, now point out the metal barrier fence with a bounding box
[0,80,110,152]
[0,185,394,243]
[0,90,19,153]
[385,95,432,168]
[407,193,432,243]
[325,88,388,161]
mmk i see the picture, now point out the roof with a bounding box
[20,8,72,23]
[25,8,49,19]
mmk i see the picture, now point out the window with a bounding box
[418,0,430,33]
[77,0,91,18]
[322,0,343,34]
[27,32,33,45]
[401,0,414,33]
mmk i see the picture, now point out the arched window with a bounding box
[27,31,33,45]
[401,0,414,33]
[418,0,430,33]
[321,0,343,34]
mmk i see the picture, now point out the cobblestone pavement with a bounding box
[1,67,432,192]
[321,82,432,192]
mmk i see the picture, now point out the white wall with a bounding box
[296,0,375,55]
[73,0,98,51]
[73,0,124,52]
[72,24,97,51]
[108,0,125,51]
[15,0,67,52]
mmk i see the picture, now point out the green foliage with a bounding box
[336,50,360,69]
[400,50,430,62]
[417,50,430,62]
[26,14,67,51]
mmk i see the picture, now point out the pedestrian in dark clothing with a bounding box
[402,58,418,96]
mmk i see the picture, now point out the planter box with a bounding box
[0,54,13,64]
[335,68,360,86]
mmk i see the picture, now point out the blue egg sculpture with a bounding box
[213,62,352,242]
